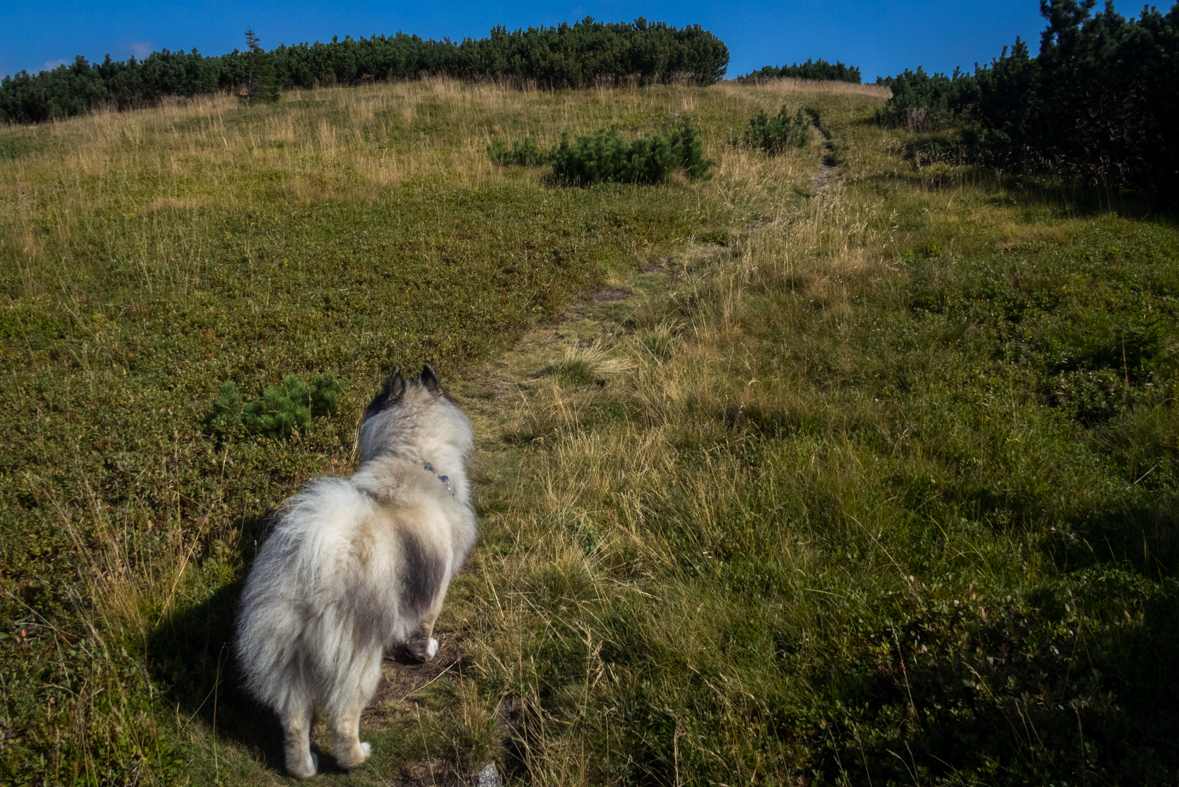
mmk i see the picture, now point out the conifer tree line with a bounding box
[737,58,861,83]
[0,18,729,124]
[876,0,1179,193]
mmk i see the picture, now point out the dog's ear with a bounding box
[365,369,403,417]
[421,364,443,395]
[365,367,405,418]
[385,367,406,402]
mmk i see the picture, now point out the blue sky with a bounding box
[2,0,1048,83]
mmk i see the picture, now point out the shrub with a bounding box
[874,66,967,131]
[668,116,713,181]
[732,105,813,154]
[209,372,344,438]
[208,379,245,435]
[875,0,1179,194]
[737,58,862,84]
[0,19,730,124]
[239,28,281,106]
[550,117,713,185]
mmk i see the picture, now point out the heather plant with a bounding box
[732,104,813,153]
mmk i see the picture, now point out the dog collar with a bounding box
[424,462,453,495]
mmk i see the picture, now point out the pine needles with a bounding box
[209,372,344,438]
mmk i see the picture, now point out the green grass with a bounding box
[4,76,1177,786]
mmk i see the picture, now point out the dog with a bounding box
[235,365,477,777]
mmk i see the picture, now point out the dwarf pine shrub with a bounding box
[733,105,813,153]
[875,1,1179,193]
[550,117,713,185]
[669,116,713,181]
[208,380,245,435]
[209,372,344,438]
[737,58,862,83]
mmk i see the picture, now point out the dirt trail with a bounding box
[810,119,838,193]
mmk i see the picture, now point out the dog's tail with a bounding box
[235,478,394,715]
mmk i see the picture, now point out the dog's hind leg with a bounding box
[406,619,439,661]
[329,648,382,770]
[406,587,449,662]
[281,697,318,778]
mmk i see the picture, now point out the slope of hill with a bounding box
[2,75,1176,785]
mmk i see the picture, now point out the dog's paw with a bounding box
[409,636,439,662]
[290,752,318,778]
[337,742,371,770]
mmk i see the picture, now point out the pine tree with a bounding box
[241,27,281,105]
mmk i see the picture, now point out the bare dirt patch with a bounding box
[593,286,630,302]
[364,636,465,724]
[812,150,838,193]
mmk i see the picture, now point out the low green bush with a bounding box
[209,372,344,438]
[732,105,813,154]
[875,1,1179,194]
[550,117,713,186]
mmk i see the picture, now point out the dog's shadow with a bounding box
[145,510,288,772]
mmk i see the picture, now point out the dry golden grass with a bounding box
[7,78,834,299]
[435,83,938,783]
[445,68,1179,784]
[721,77,892,99]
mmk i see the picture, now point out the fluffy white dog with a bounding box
[235,365,477,777]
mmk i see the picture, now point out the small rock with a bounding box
[475,762,502,787]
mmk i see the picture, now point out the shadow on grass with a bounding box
[859,135,1177,222]
[810,565,1179,784]
[144,511,289,774]
[1046,495,1179,578]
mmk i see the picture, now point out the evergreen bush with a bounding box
[874,67,966,132]
[550,117,713,185]
[1,19,729,124]
[875,0,1179,193]
[737,58,862,84]
[209,372,344,439]
[733,105,813,154]
[239,28,281,106]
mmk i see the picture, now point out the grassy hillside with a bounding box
[3,76,1177,786]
